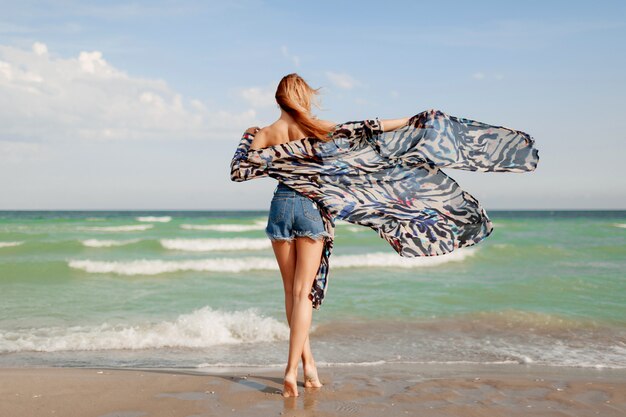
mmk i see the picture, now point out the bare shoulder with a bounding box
[249,126,270,150]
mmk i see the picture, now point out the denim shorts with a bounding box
[265,182,331,242]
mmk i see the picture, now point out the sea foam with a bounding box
[82,239,141,248]
[68,257,278,275]
[68,248,476,276]
[0,241,23,248]
[332,248,476,268]
[0,306,288,353]
[136,216,172,223]
[180,221,266,232]
[79,224,154,232]
[161,238,271,252]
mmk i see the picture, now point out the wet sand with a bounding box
[1,362,625,417]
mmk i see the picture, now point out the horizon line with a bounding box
[0,208,624,212]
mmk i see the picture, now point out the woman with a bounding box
[241,74,410,397]
[231,73,539,397]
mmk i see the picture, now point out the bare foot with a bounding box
[282,371,298,397]
[303,363,323,388]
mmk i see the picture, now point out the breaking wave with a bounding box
[78,225,154,232]
[81,239,142,248]
[68,248,476,275]
[0,241,23,248]
[136,216,171,223]
[0,306,288,352]
[180,221,266,232]
[160,238,271,252]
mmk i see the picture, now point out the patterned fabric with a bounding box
[230,108,540,310]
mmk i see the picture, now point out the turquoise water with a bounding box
[0,210,624,369]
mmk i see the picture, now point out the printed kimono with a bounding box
[230,108,540,310]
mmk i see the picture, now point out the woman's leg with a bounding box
[283,236,325,397]
[270,240,319,385]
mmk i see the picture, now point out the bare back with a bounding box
[250,119,336,151]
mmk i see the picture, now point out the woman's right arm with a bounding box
[230,128,269,182]
[379,117,411,132]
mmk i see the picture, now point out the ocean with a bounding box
[0,210,624,370]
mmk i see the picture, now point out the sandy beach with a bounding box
[1,362,625,417]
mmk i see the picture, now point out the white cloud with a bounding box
[325,71,360,90]
[280,45,300,67]
[0,42,257,146]
[390,90,399,98]
[472,72,485,80]
[77,50,112,74]
[32,42,48,56]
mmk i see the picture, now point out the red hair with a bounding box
[275,73,334,142]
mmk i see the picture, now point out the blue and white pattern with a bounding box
[230,108,540,309]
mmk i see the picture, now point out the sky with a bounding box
[0,0,625,210]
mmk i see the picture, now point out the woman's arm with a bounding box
[334,117,409,142]
[379,117,411,132]
[230,127,270,182]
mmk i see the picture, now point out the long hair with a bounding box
[275,73,335,142]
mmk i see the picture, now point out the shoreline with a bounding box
[1,362,625,417]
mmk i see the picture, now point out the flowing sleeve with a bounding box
[368,109,539,173]
[229,131,270,182]
[310,108,540,258]
[331,118,384,145]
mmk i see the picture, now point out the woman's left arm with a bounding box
[230,128,270,182]
[379,117,411,132]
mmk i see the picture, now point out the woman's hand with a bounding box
[245,126,261,135]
